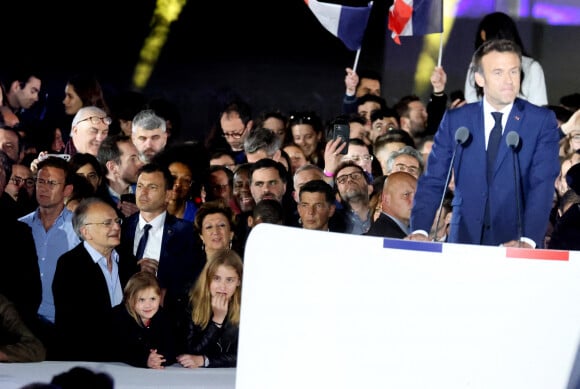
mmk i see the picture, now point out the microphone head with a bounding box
[454,127,470,145]
[506,131,520,149]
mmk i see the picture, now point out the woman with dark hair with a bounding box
[193,200,240,259]
[464,11,547,106]
[62,73,110,116]
[288,110,326,169]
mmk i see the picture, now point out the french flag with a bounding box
[388,0,443,45]
[304,0,373,51]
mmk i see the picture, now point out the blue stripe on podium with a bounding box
[382,238,443,253]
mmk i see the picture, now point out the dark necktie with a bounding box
[135,224,152,259]
[487,111,503,183]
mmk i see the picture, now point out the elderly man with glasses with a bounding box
[52,197,136,361]
[64,106,111,157]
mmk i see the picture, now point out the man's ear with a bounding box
[474,71,485,88]
[10,80,21,92]
[247,215,254,228]
[399,117,411,132]
[329,204,336,218]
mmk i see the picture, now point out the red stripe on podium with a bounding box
[506,248,569,261]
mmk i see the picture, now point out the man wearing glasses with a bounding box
[19,157,80,358]
[53,197,135,361]
[5,163,37,217]
[64,106,111,157]
[216,100,253,165]
[385,145,424,179]
[333,161,373,235]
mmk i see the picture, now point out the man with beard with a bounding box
[97,134,144,218]
[249,158,297,227]
[131,109,168,164]
[394,95,428,146]
[333,161,373,235]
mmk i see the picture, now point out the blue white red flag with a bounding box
[388,0,443,45]
[304,0,373,51]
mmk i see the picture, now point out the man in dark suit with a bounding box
[409,39,560,248]
[0,150,41,330]
[367,172,416,239]
[120,163,202,339]
[52,198,136,361]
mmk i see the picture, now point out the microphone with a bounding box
[433,127,470,241]
[506,131,523,241]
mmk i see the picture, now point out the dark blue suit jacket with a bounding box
[52,242,136,361]
[121,212,203,319]
[365,213,407,239]
[411,98,560,247]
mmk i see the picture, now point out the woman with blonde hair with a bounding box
[177,249,243,368]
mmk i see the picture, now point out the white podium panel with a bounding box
[236,224,580,389]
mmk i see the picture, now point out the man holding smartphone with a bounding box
[97,134,143,218]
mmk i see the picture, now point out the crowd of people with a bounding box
[1,12,580,381]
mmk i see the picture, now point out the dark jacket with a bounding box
[111,304,176,368]
[548,204,580,250]
[52,242,136,361]
[0,218,41,329]
[183,315,239,368]
[365,213,408,239]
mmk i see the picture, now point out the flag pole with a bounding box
[437,33,443,67]
[353,48,362,73]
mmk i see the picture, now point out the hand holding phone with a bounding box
[332,123,350,155]
[120,193,136,204]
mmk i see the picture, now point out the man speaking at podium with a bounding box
[408,39,560,248]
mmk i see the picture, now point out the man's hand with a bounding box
[344,67,359,96]
[502,240,533,248]
[406,233,430,241]
[323,137,347,177]
[137,258,159,274]
[430,66,447,94]
[118,201,139,218]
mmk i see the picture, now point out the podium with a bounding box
[237,224,580,389]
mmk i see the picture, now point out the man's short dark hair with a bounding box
[299,179,335,204]
[249,158,288,184]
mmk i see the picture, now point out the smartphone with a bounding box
[332,123,350,155]
[120,193,136,204]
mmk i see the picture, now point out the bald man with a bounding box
[365,171,417,238]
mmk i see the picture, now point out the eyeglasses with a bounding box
[344,155,373,162]
[84,218,123,228]
[76,116,113,126]
[222,129,246,139]
[394,163,419,175]
[335,171,365,185]
[10,176,35,187]
[35,178,63,188]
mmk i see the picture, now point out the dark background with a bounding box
[4,1,580,142]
